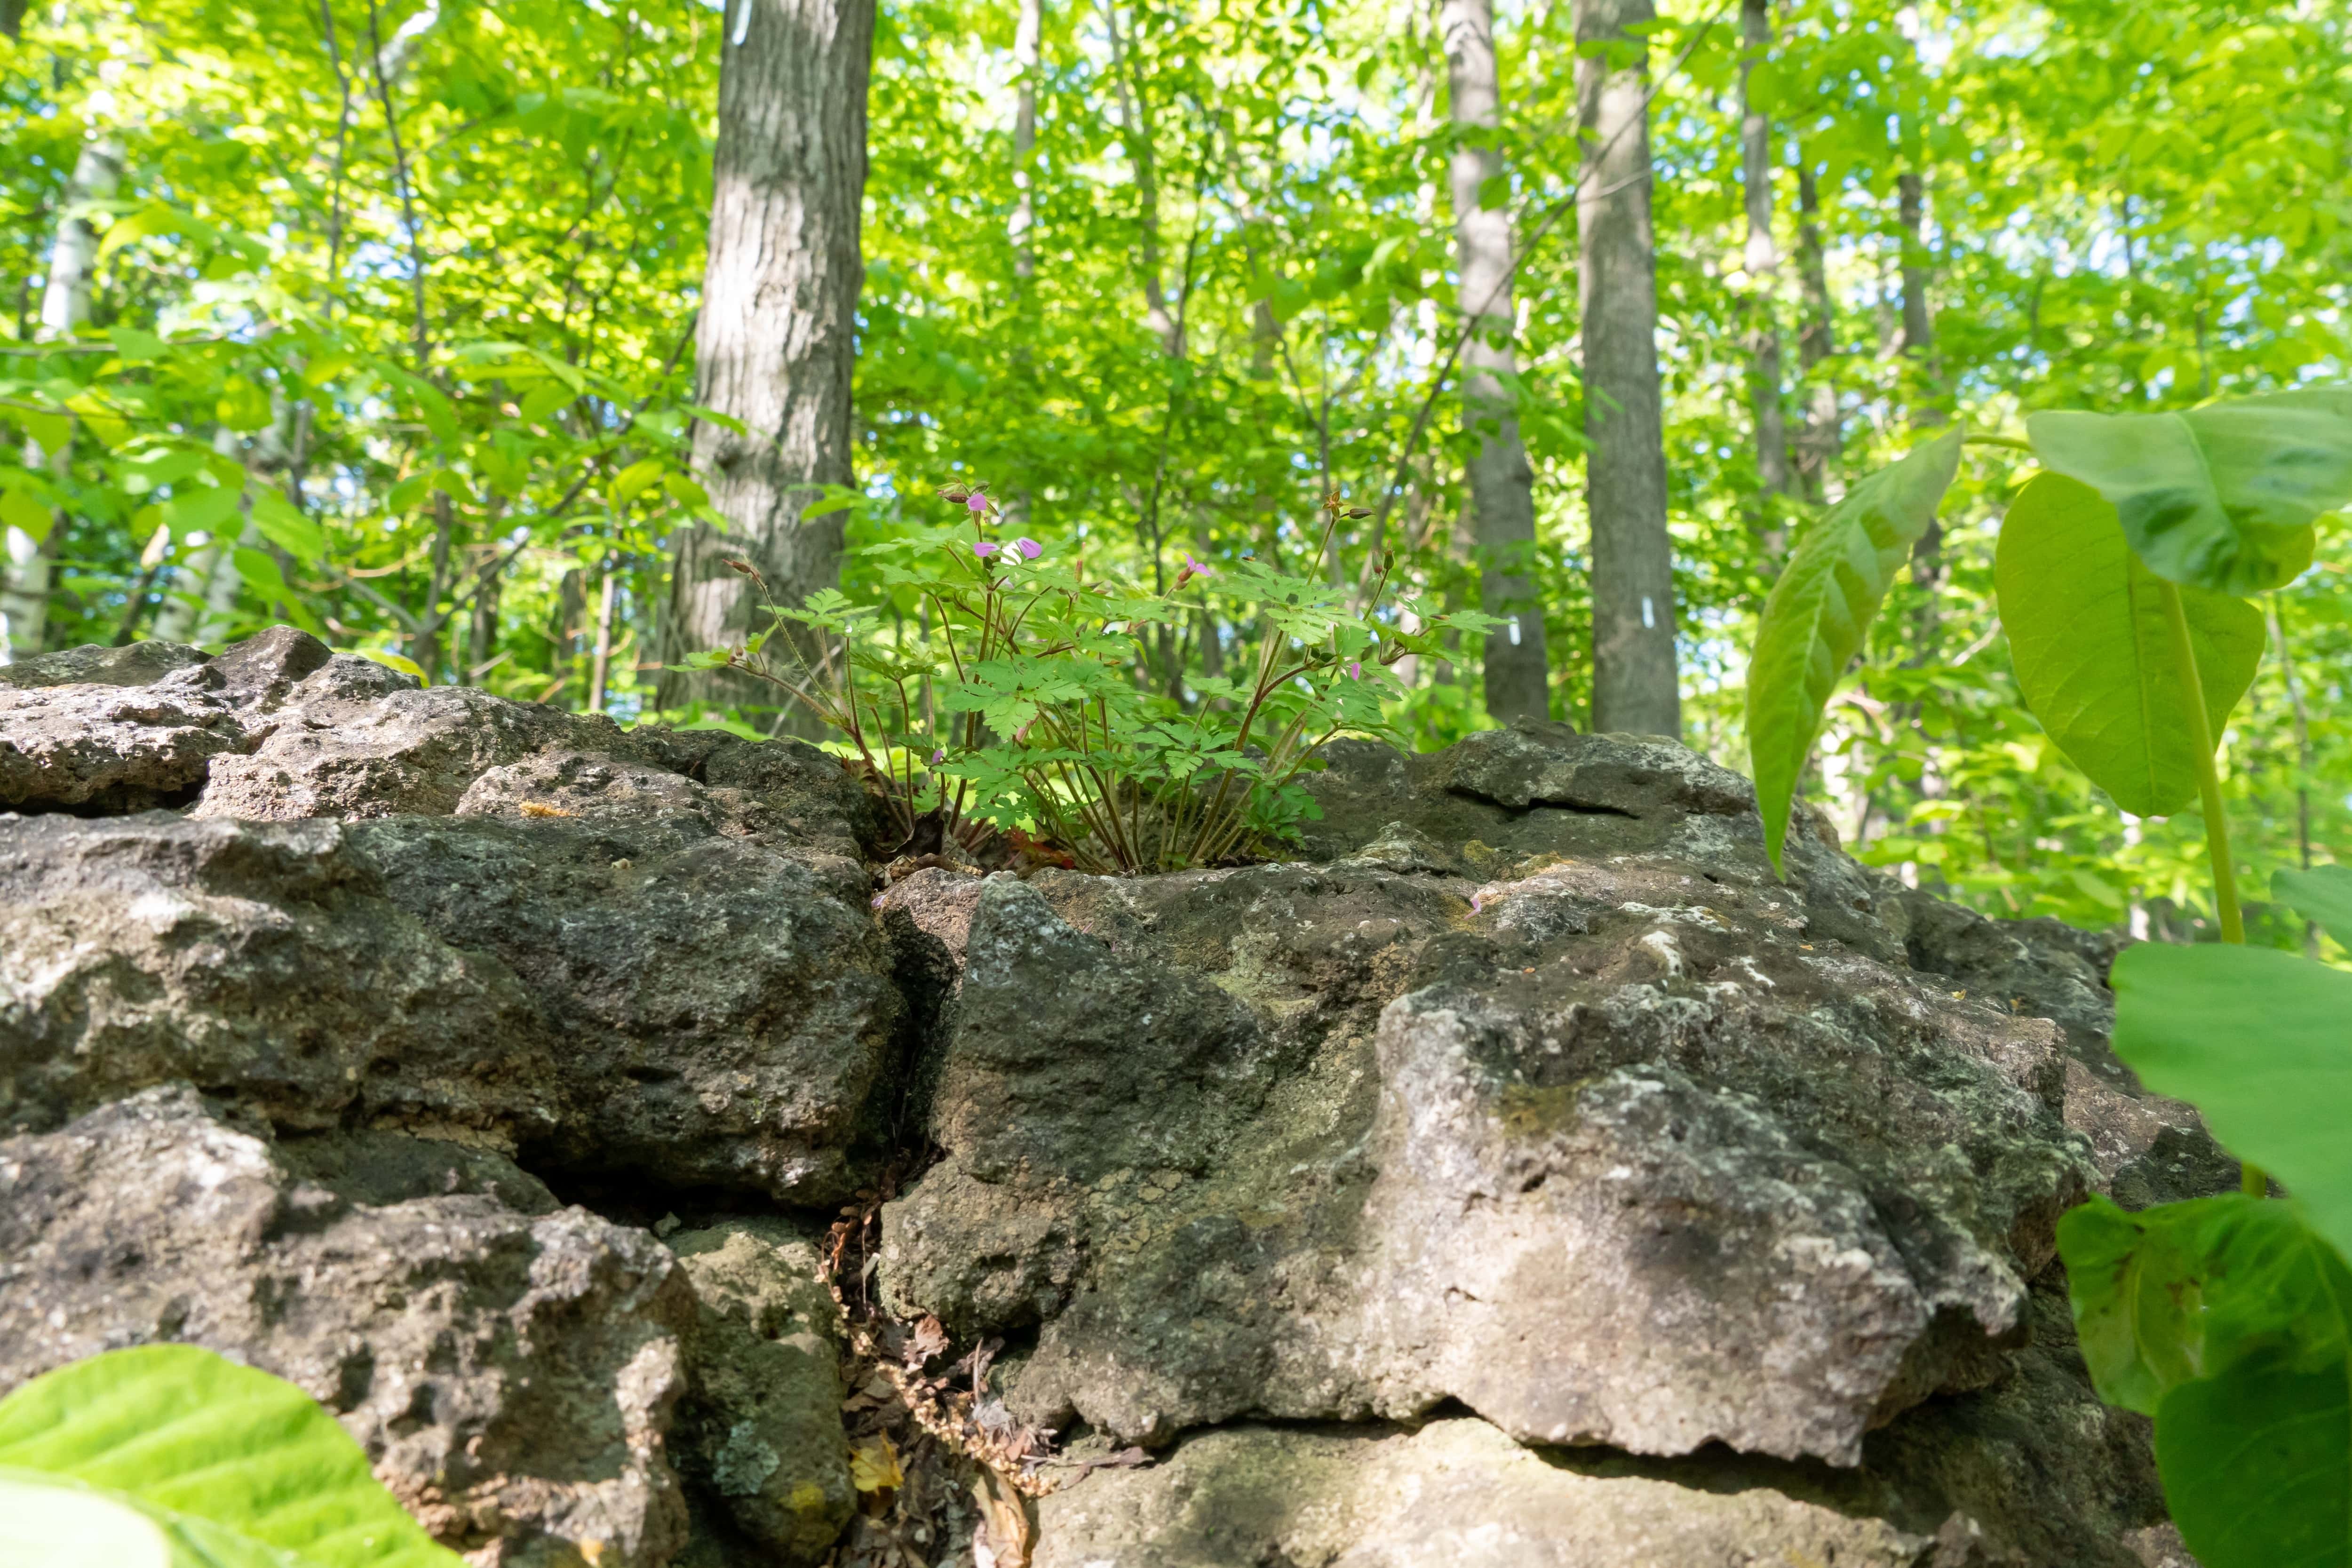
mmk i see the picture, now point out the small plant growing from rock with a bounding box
[0,1344,461,1567]
[1748,390,2352,1568]
[683,483,1493,874]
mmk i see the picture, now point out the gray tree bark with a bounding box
[1010,0,1042,283]
[1896,167,1947,650]
[1441,0,1549,723]
[1575,0,1678,737]
[659,0,874,712]
[1738,0,1790,560]
[3,132,123,661]
[1791,157,1840,503]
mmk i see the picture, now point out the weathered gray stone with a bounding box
[0,637,213,690]
[1898,888,2236,1210]
[0,809,900,1201]
[668,1219,856,1563]
[887,841,2095,1465]
[0,661,250,811]
[0,650,2219,1565]
[0,1086,693,1568]
[1034,1278,2174,1568]
[1035,1418,1931,1568]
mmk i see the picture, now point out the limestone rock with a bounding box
[0,1086,692,1568]
[0,809,899,1201]
[0,659,250,812]
[889,844,2094,1465]
[668,1219,856,1563]
[1034,1278,2172,1568]
[0,631,876,863]
[1035,1417,1929,1568]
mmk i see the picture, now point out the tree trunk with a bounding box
[1896,168,1946,651]
[1442,0,1550,723]
[1104,1,1182,360]
[659,0,874,714]
[1738,0,1790,561]
[1791,156,1839,503]
[588,569,617,713]
[1575,0,1678,737]
[2,133,124,662]
[1010,0,1041,283]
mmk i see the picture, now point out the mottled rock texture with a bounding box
[0,635,2223,1566]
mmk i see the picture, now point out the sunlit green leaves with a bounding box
[2108,941,2352,1261]
[1746,425,1963,873]
[0,1345,461,1568]
[1995,472,2264,816]
[2027,389,2352,597]
[2059,1194,2352,1568]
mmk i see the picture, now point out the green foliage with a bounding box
[715,487,1488,874]
[1745,426,1961,872]
[1995,472,2264,817]
[2060,1193,2352,1567]
[0,1345,460,1568]
[2050,865,2352,1567]
[2105,869,2352,1258]
[2026,392,2352,597]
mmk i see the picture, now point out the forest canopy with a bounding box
[0,0,2345,942]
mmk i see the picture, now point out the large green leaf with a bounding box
[2062,1194,2352,1411]
[1746,425,1963,873]
[2159,1354,2351,1568]
[2110,943,2352,1262]
[0,1346,459,1568]
[2275,865,2352,946]
[1995,472,2265,816]
[2058,1194,2352,1568]
[0,1469,305,1568]
[2026,387,2352,596]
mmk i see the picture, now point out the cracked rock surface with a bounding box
[0,631,2224,1566]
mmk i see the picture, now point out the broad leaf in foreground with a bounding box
[2058,1194,2352,1568]
[1746,425,1963,873]
[1995,472,2264,815]
[2026,387,2352,596]
[0,1345,459,1568]
[2109,943,2352,1262]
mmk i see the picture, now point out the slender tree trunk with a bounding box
[588,570,617,713]
[1575,0,1678,737]
[467,547,503,677]
[1010,0,1041,283]
[1738,0,1790,561]
[659,0,874,714]
[1897,167,1946,651]
[1104,0,1182,358]
[1442,0,1550,723]
[3,133,124,661]
[1791,156,1839,503]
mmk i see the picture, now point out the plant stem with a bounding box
[2157,578,2263,1197]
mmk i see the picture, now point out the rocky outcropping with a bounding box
[0,630,2221,1567]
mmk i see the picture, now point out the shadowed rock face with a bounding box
[0,633,2222,1566]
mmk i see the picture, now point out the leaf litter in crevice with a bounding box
[818,1177,1090,1568]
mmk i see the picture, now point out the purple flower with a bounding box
[967,493,990,516]
[1013,537,1042,560]
[1184,553,1213,577]
[1347,661,1362,679]
[930,748,945,764]
[973,540,1000,558]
